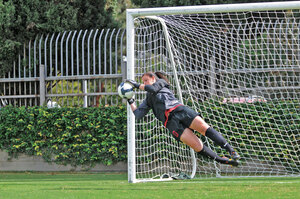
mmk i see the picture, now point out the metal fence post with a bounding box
[83,80,88,107]
[39,65,46,106]
[122,56,127,81]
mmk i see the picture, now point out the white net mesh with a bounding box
[132,9,300,181]
[134,19,196,180]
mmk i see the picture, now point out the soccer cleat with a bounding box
[228,159,239,167]
[230,151,241,160]
[222,157,239,167]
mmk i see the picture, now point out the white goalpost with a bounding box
[127,1,300,183]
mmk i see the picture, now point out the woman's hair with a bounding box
[142,71,169,84]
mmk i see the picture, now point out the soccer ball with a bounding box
[118,82,134,99]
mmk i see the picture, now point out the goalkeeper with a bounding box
[126,71,240,167]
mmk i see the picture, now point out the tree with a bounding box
[131,0,288,8]
[0,0,18,77]
[131,0,205,7]
[0,0,119,77]
[73,0,120,29]
[106,0,136,28]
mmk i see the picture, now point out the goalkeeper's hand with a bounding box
[127,98,135,105]
[125,79,140,89]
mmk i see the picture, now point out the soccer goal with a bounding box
[126,1,300,183]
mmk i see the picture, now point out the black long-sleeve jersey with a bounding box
[133,79,182,124]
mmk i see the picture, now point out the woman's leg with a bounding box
[188,116,210,136]
[179,128,238,166]
[180,128,203,152]
[189,116,240,160]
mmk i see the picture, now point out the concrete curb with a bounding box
[0,150,127,172]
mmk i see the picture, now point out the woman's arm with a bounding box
[143,79,168,94]
[126,79,168,94]
[129,99,151,121]
[129,99,137,112]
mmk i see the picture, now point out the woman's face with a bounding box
[142,75,156,85]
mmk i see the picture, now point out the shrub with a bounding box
[0,105,127,167]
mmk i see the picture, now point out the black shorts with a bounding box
[165,105,199,141]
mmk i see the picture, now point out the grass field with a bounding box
[0,172,299,199]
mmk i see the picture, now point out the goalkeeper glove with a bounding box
[127,98,135,105]
[125,79,140,89]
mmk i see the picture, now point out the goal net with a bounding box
[127,2,300,183]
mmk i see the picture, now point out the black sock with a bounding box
[205,127,234,154]
[198,145,227,164]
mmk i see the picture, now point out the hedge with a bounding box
[197,100,299,171]
[0,105,127,167]
[0,100,299,171]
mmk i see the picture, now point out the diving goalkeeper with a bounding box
[126,71,240,166]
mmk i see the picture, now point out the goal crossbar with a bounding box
[127,1,300,17]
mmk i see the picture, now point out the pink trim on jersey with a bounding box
[164,104,183,127]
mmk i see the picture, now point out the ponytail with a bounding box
[155,71,169,84]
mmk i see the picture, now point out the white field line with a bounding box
[163,181,298,184]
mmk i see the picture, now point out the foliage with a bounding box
[0,100,299,171]
[0,0,291,76]
[131,0,204,8]
[72,0,120,30]
[106,0,137,28]
[131,0,285,8]
[0,0,119,77]
[140,100,299,172]
[197,100,300,171]
[0,105,127,167]
[0,0,18,76]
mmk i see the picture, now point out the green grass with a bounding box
[0,172,299,199]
